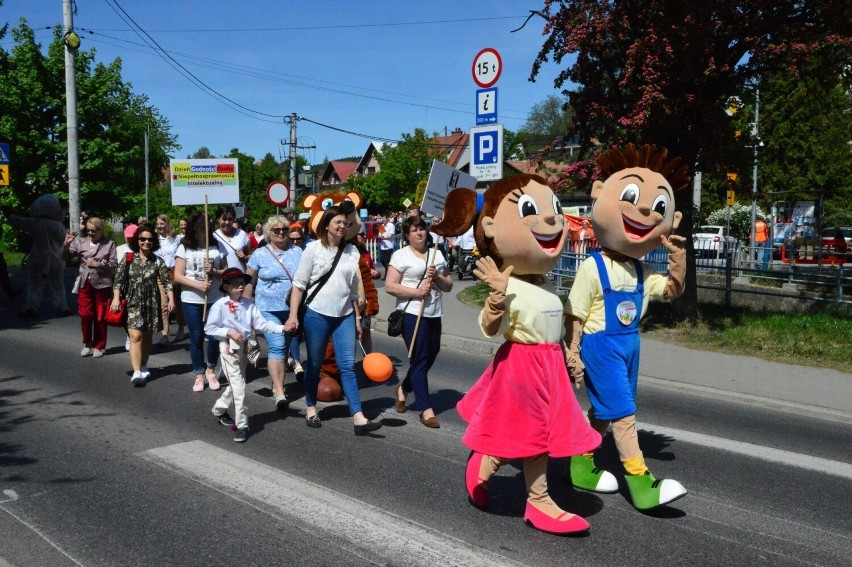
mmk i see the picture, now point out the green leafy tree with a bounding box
[758,61,852,228]
[531,0,851,321]
[346,128,444,210]
[519,95,574,156]
[0,18,178,225]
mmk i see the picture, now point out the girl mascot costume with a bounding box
[433,174,601,535]
[565,143,689,511]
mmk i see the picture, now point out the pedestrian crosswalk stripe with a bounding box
[141,441,527,567]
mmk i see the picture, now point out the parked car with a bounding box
[820,227,852,249]
[693,225,738,258]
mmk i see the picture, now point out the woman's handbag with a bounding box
[101,253,132,327]
[71,274,83,294]
[387,309,404,337]
[102,298,127,327]
[386,262,427,338]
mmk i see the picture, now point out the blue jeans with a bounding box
[401,314,441,411]
[182,302,219,375]
[303,307,360,415]
[261,309,298,361]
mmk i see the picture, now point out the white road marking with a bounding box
[141,441,527,567]
[0,502,86,566]
[643,424,852,480]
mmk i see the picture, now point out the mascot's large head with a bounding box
[590,143,690,259]
[29,194,64,221]
[432,174,567,276]
[300,190,363,241]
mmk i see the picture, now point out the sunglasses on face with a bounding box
[137,236,155,243]
[289,236,303,241]
[270,228,287,235]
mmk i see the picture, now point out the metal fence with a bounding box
[550,239,851,307]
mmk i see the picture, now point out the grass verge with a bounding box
[459,281,851,373]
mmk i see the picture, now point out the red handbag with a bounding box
[101,298,127,327]
[100,252,132,327]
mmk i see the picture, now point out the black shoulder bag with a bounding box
[387,259,427,338]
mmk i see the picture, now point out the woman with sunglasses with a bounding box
[244,216,302,410]
[62,217,118,358]
[111,224,174,385]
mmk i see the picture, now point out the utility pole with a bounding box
[144,126,150,220]
[63,0,81,232]
[287,113,297,208]
[749,89,760,266]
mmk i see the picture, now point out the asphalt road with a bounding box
[1,310,850,567]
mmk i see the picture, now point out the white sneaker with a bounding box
[124,336,130,351]
[80,347,93,357]
[130,371,144,385]
[140,367,151,380]
[92,348,104,358]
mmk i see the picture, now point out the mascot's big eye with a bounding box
[651,195,668,217]
[619,183,640,205]
[552,195,563,216]
[321,198,334,210]
[517,194,539,218]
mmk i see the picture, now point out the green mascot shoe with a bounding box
[569,455,619,493]
[624,472,687,510]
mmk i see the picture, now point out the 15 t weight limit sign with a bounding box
[472,47,502,88]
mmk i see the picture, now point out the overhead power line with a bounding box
[90,15,526,33]
[102,0,286,123]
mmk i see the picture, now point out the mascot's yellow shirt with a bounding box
[567,255,667,335]
[481,276,564,344]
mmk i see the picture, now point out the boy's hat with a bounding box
[219,267,252,292]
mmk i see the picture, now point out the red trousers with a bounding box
[77,279,111,350]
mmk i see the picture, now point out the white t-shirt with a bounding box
[293,241,361,317]
[213,228,251,269]
[456,226,476,250]
[379,221,396,251]
[176,243,227,304]
[389,246,447,318]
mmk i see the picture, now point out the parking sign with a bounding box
[470,125,503,181]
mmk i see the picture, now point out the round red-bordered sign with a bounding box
[266,181,289,206]
[472,47,502,88]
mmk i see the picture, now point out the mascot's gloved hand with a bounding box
[564,316,585,388]
[661,235,687,300]
[474,256,512,337]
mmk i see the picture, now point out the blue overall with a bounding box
[580,253,644,421]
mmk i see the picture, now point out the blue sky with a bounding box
[3,1,567,166]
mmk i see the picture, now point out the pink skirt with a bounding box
[457,341,602,459]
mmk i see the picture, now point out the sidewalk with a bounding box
[372,277,852,420]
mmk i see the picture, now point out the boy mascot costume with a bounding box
[433,174,601,535]
[6,194,71,318]
[300,190,372,402]
[566,143,689,511]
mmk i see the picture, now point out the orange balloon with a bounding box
[363,352,393,382]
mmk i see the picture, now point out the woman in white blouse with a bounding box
[155,214,185,344]
[285,204,382,436]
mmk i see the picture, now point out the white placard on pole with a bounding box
[170,158,240,205]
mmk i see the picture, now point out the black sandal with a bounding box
[305,414,322,428]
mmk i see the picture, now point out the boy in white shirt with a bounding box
[205,268,286,442]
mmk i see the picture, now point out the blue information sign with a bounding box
[0,143,10,164]
[475,88,498,125]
